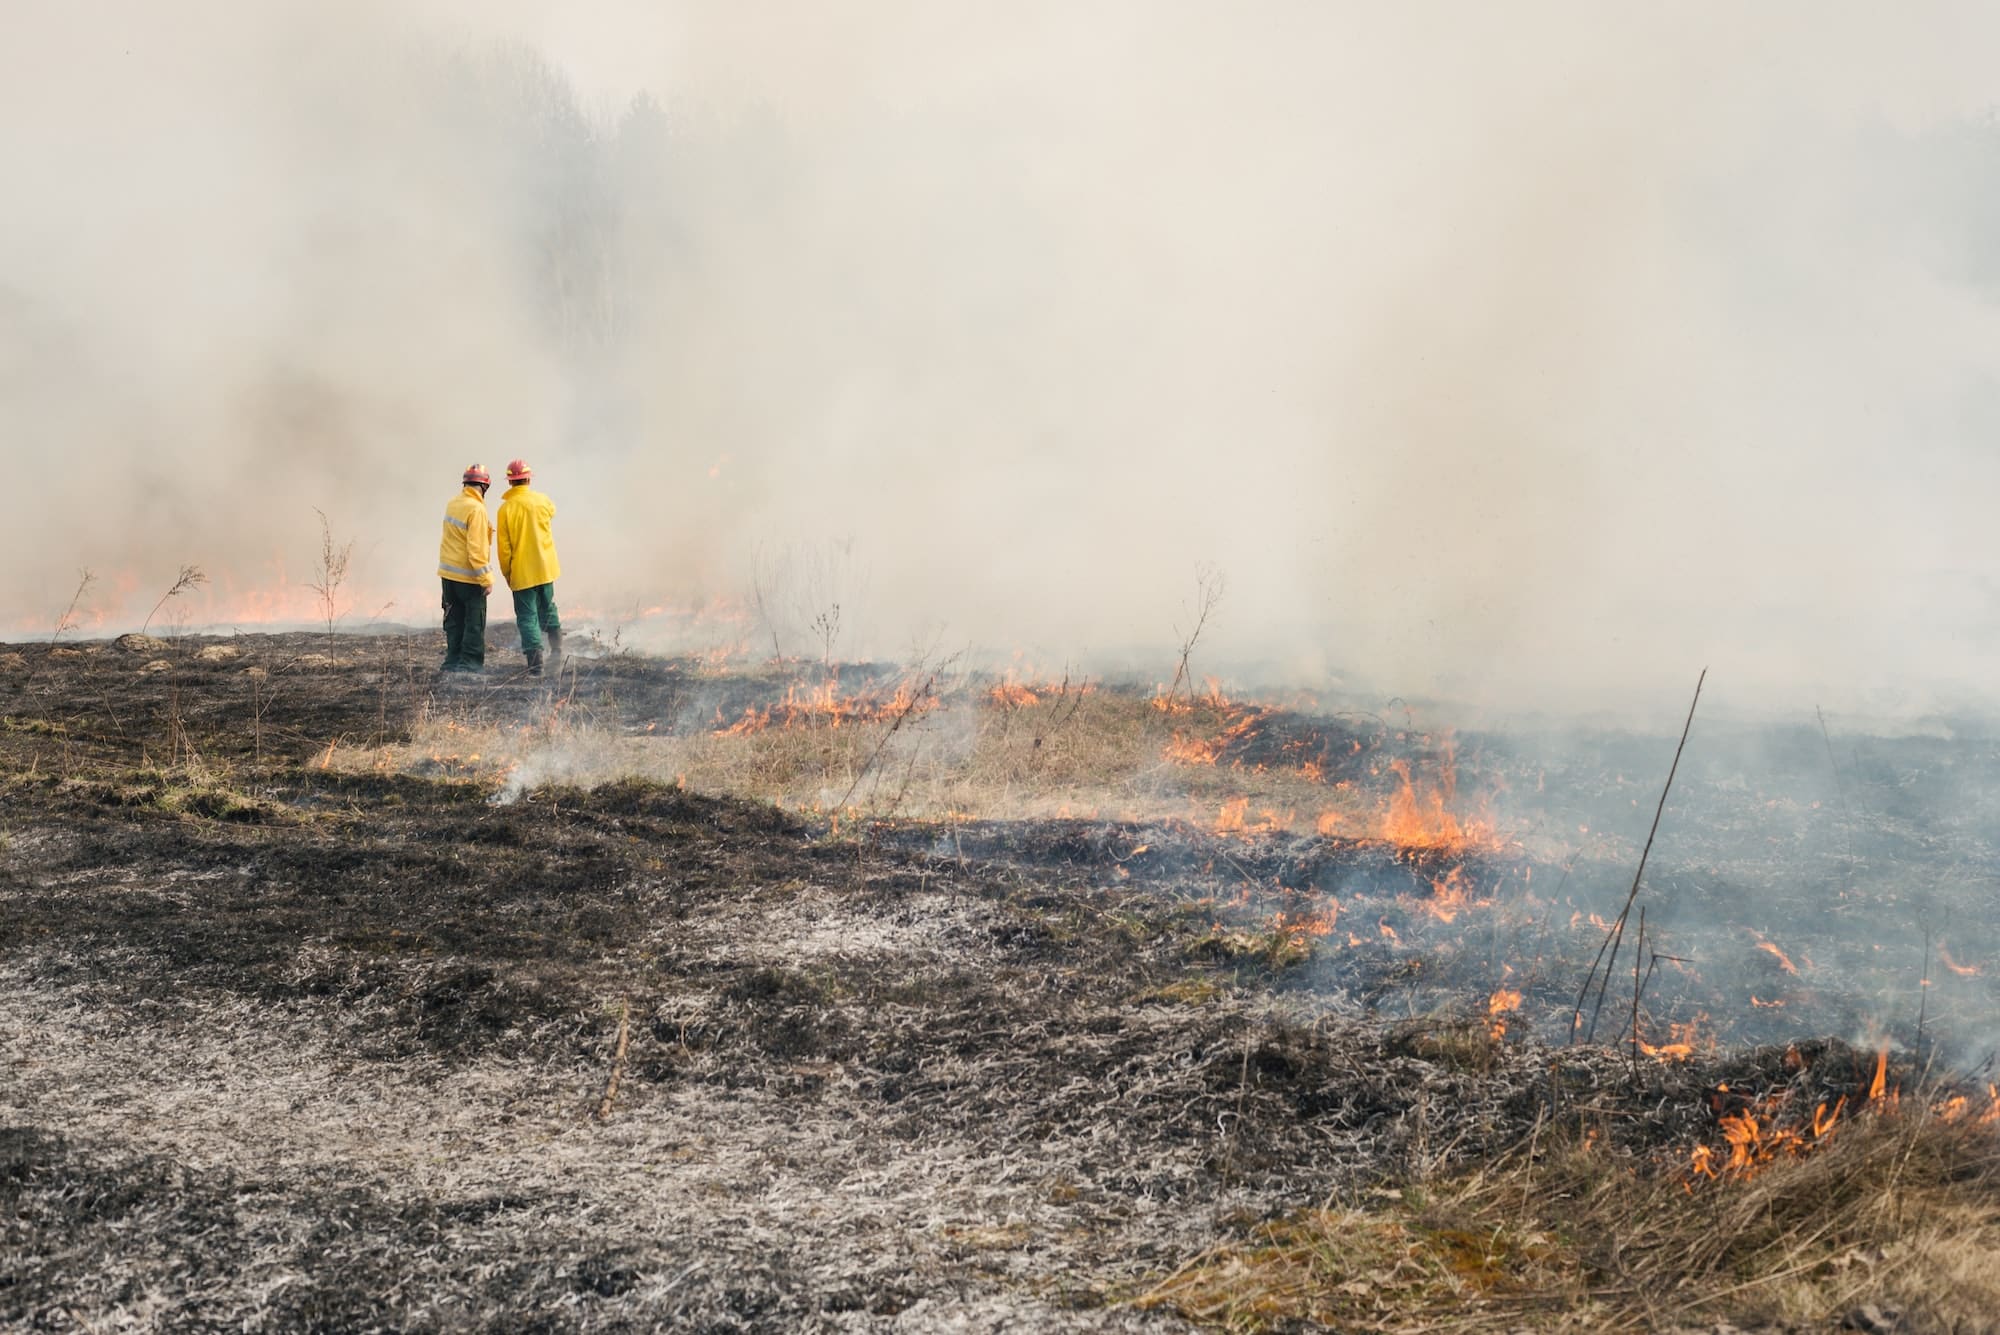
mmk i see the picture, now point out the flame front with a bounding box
[1637,1018,1711,1063]
[719,677,934,735]
[1754,939,1801,976]
[1677,1047,1982,1190]
[1378,751,1496,852]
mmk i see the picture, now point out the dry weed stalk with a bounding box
[1165,563,1225,710]
[594,999,631,1121]
[834,668,942,812]
[251,667,277,765]
[1030,667,1091,757]
[750,554,785,662]
[140,564,207,639]
[307,508,354,644]
[1572,667,1704,1046]
[48,568,96,647]
[24,569,100,778]
[1817,703,1856,881]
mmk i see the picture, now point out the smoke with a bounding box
[6,1,2000,714]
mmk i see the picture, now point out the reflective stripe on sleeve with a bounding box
[444,514,469,530]
[439,561,491,578]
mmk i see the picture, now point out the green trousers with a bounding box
[441,579,487,671]
[511,583,561,655]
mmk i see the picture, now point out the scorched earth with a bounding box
[4,631,1999,1332]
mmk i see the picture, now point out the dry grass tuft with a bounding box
[1137,1109,2000,1332]
[338,683,1392,830]
[1135,1206,1575,1331]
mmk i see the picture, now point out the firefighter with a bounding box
[496,458,562,676]
[438,463,494,673]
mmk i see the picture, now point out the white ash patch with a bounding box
[2,964,1200,1331]
[756,892,989,960]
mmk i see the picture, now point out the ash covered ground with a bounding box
[3,631,1997,1331]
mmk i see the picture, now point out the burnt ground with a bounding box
[2,631,1997,1331]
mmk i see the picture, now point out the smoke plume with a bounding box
[6,1,2000,715]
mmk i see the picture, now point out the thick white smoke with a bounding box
[5,1,2000,715]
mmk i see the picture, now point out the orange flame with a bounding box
[719,677,933,735]
[1211,797,1290,837]
[988,682,1039,708]
[1679,1052,1983,1191]
[1151,676,1231,715]
[1413,864,1486,924]
[1378,750,1496,852]
[1937,946,1981,978]
[1687,1094,1840,1185]
[1276,897,1340,940]
[1637,1018,1711,1062]
[1164,733,1224,765]
[1755,940,1800,976]
[1161,703,1268,768]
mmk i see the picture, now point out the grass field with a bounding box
[4,630,1998,1331]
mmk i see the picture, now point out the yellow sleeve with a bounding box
[495,504,513,585]
[472,506,495,587]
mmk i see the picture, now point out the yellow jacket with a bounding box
[497,484,561,589]
[438,487,494,588]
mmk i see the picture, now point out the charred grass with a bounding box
[4,632,1999,1331]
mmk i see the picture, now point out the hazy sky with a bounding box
[6,1,2000,714]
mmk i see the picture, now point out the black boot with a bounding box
[525,648,544,677]
[545,628,563,667]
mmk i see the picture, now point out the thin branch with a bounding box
[50,569,96,646]
[594,999,631,1121]
[1572,668,1706,1045]
[1916,923,1932,1061]
[1817,704,1855,883]
[835,673,939,812]
[1167,564,1225,708]
[306,508,354,641]
[141,564,207,638]
[1627,907,1645,1077]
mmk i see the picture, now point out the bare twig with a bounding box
[1167,564,1225,708]
[750,557,784,662]
[1030,667,1092,756]
[1916,922,1932,1061]
[49,569,96,646]
[307,508,354,643]
[141,564,207,639]
[1628,907,1645,1077]
[594,999,631,1121]
[835,672,939,811]
[1816,704,1855,881]
[1573,668,1705,1045]
[811,604,842,673]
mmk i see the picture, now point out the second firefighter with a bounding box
[496,458,563,676]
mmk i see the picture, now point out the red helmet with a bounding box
[462,463,490,486]
[506,459,532,483]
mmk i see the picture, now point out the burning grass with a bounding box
[1138,1108,2000,1332]
[333,666,1481,849]
[7,630,2000,1330]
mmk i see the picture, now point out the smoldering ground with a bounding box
[7,3,2000,715]
[7,632,2000,1331]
